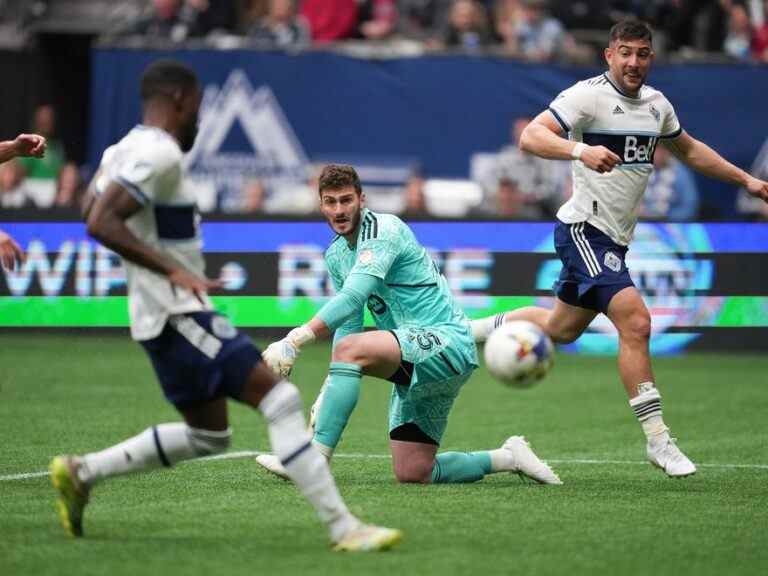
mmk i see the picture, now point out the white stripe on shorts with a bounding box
[168,315,222,359]
[574,223,602,275]
[570,223,599,277]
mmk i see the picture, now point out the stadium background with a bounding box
[2,1,767,352]
[2,3,768,576]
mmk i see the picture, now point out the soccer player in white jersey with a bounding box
[48,60,401,552]
[0,133,46,270]
[471,20,768,477]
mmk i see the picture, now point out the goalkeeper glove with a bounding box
[262,325,316,377]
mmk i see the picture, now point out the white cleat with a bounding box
[333,523,403,552]
[501,436,563,485]
[647,437,696,478]
[255,454,290,480]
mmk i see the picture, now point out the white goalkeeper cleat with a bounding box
[499,436,563,485]
[647,436,696,478]
[332,523,403,552]
[255,454,290,480]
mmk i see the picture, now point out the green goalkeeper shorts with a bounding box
[387,324,478,444]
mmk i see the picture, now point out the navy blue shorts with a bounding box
[553,220,634,314]
[140,312,262,409]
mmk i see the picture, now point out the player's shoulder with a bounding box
[641,83,673,105]
[119,125,183,168]
[361,210,407,241]
[553,75,604,102]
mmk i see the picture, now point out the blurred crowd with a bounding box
[100,0,768,63]
[130,0,768,62]
[2,0,763,62]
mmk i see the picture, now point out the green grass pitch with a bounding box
[1,334,766,576]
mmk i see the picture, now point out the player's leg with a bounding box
[606,287,696,477]
[388,326,560,485]
[389,379,561,485]
[391,435,562,485]
[50,314,241,537]
[256,330,400,475]
[472,298,597,344]
[472,220,598,345]
[310,330,401,458]
[238,360,400,549]
[605,286,654,398]
[50,396,233,536]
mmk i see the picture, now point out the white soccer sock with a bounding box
[259,380,359,542]
[470,313,507,342]
[78,423,231,486]
[311,439,334,461]
[629,383,670,443]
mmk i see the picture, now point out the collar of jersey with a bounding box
[603,72,642,100]
[134,124,178,145]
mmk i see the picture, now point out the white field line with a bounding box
[4,451,768,482]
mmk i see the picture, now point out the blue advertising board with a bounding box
[89,49,768,217]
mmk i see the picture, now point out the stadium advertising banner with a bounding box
[89,49,768,217]
[1,221,767,354]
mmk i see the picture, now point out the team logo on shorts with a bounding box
[211,315,238,339]
[358,249,374,265]
[603,251,622,272]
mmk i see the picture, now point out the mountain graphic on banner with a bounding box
[185,70,309,191]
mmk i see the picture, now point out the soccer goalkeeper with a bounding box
[258,164,561,486]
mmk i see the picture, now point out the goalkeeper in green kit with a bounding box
[259,164,561,485]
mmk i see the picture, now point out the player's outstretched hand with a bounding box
[745,176,768,203]
[262,339,298,378]
[0,229,24,270]
[168,268,222,304]
[13,134,47,158]
[581,145,622,174]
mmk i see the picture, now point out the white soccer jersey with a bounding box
[94,125,211,341]
[549,73,682,245]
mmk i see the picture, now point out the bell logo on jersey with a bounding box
[624,136,658,164]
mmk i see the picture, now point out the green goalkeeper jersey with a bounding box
[324,208,475,351]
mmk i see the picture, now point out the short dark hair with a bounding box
[318,164,362,195]
[609,20,653,46]
[140,60,199,102]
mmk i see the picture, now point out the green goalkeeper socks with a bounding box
[431,451,493,483]
[312,362,362,451]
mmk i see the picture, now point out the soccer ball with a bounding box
[483,321,554,388]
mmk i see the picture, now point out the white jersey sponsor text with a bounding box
[549,73,681,245]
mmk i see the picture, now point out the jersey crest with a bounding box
[603,251,622,272]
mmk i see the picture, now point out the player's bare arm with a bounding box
[664,132,768,203]
[85,181,220,302]
[521,112,622,174]
[0,133,47,164]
